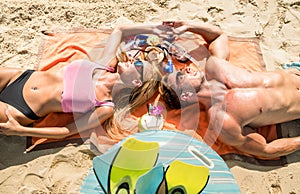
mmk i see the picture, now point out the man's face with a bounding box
[163,64,204,105]
[166,65,204,94]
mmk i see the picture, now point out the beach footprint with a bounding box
[46,152,91,193]
[19,173,49,194]
[238,0,258,7]
[240,175,255,192]
[267,172,282,194]
[207,6,225,21]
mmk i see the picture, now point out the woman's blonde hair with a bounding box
[103,80,160,140]
[103,43,164,140]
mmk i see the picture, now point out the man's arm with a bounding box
[222,121,300,158]
[235,128,300,158]
[172,21,223,43]
[206,111,300,158]
[208,34,230,60]
[172,21,230,60]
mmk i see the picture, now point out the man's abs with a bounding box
[225,87,300,127]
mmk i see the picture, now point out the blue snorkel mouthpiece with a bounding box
[163,59,174,73]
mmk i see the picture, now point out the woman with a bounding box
[0,23,168,139]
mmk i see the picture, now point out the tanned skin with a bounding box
[168,21,300,158]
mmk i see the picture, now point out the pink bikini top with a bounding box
[62,60,115,113]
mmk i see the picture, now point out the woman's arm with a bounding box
[99,23,171,68]
[0,106,113,139]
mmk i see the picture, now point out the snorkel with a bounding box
[162,48,174,73]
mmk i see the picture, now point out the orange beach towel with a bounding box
[27,28,286,166]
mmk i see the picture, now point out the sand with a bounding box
[0,0,299,193]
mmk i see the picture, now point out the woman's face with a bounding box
[116,49,145,87]
[118,61,143,87]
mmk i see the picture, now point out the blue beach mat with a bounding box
[80,130,241,194]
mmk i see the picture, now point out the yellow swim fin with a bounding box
[165,160,210,194]
[109,138,160,194]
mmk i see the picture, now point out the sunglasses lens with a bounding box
[134,60,143,67]
[133,60,144,81]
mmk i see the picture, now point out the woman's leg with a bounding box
[0,67,31,124]
[0,67,26,91]
[0,102,9,122]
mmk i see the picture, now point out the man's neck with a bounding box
[196,79,227,110]
[196,81,213,110]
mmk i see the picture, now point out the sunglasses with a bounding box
[162,41,189,63]
[133,34,151,48]
[133,59,144,82]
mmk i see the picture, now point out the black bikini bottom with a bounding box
[0,70,41,120]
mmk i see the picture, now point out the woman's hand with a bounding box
[162,20,187,28]
[161,20,190,38]
[0,108,23,136]
[152,24,174,40]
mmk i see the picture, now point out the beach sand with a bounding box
[0,0,300,193]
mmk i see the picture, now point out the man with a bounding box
[162,21,300,158]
